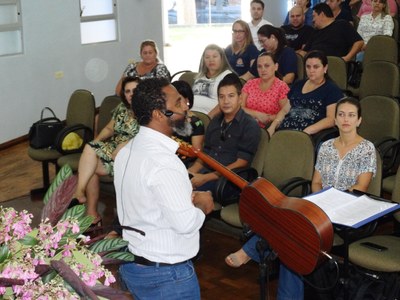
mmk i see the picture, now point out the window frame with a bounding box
[79,0,118,45]
[0,0,23,56]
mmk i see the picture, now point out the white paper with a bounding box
[304,188,400,227]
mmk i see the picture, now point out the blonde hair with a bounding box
[140,39,160,62]
[230,20,254,55]
[197,44,233,78]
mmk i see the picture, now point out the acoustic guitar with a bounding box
[177,139,333,275]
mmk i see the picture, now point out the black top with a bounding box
[303,20,362,57]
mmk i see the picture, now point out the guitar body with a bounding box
[174,138,333,275]
[239,177,333,275]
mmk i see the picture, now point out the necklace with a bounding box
[220,119,233,141]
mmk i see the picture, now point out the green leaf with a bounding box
[78,215,95,234]
[89,238,128,253]
[43,164,73,205]
[103,251,135,261]
[60,204,86,221]
[18,235,39,246]
[0,245,10,264]
[41,269,58,284]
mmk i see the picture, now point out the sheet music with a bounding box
[304,188,400,228]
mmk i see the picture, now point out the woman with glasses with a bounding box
[241,25,297,86]
[225,20,259,76]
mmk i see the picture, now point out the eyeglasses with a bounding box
[232,29,245,34]
[258,39,268,45]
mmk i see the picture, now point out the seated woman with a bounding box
[115,40,170,96]
[356,0,394,61]
[241,25,297,86]
[267,50,343,137]
[171,80,205,167]
[241,52,289,128]
[192,44,233,118]
[357,0,397,17]
[71,76,140,224]
[225,20,259,76]
[226,97,377,300]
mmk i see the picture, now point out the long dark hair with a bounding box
[257,25,287,55]
[121,76,141,108]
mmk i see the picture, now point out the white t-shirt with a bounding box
[192,69,232,114]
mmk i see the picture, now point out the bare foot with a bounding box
[225,249,251,268]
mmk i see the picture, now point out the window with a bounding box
[80,0,117,44]
[0,0,22,56]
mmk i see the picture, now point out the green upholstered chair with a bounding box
[28,89,95,194]
[348,165,400,273]
[363,35,398,67]
[178,71,198,87]
[350,60,400,99]
[296,53,304,82]
[220,129,314,228]
[57,95,120,172]
[327,56,348,92]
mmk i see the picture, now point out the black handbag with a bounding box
[28,107,64,149]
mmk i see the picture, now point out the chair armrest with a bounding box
[214,167,258,205]
[278,177,312,197]
[378,138,400,177]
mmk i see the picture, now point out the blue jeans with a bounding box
[119,260,200,300]
[243,235,304,300]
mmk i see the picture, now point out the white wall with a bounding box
[0,0,164,144]
[264,0,288,26]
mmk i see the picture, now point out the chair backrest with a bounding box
[171,70,192,82]
[392,17,399,43]
[358,95,400,142]
[66,89,96,131]
[179,71,198,87]
[327,56,347,91]
[390,165,400,204]
[97,95,122,134]
[363,35,398,66]
[250,128,270,176]
[262,130,315,190]
[296,53,304,81]
[366,150,382,197]
[358,61,400,99]
[191,110,210,131]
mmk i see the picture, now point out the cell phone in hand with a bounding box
[360,242,388,251]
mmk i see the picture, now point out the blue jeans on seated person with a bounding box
[119,260,200,300]
[243,235,304,300]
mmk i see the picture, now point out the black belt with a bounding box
[133,255,188,267]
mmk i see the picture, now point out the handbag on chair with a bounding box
[28,107,64,149]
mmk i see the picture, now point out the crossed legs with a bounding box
[74,144,108,223]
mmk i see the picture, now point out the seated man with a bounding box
[188,73,260,206]
[298,3,363,62]
[281,5,314,51]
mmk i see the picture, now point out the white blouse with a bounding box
[357,13,394,44]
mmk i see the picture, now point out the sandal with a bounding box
[225,251,251,268]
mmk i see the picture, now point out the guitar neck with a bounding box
[194,150,248,190]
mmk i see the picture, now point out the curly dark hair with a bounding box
[131,78,170,126]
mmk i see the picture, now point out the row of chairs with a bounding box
[28,90,121,194]
[295,35,399,99]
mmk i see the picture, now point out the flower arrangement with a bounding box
[0,165,135,299]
